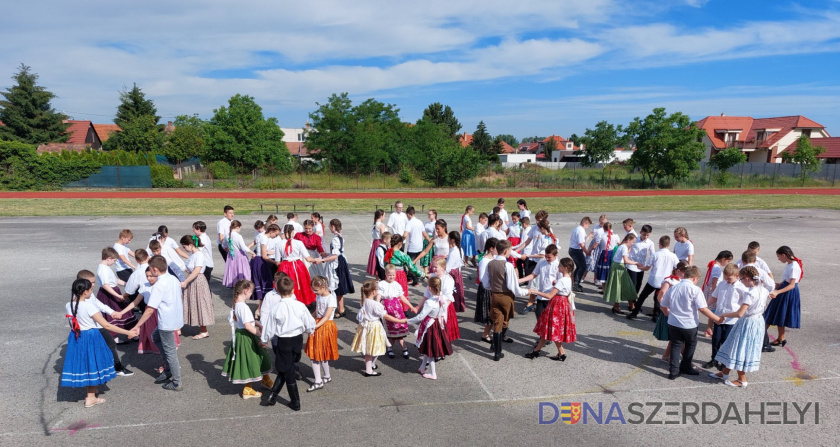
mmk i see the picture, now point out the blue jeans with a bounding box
[152,328,181,384]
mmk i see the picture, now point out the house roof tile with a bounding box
[93,124,121,143]
[779,137,840,159]
[63,120,93,144]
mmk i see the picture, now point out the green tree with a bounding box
[420,102,462,139]
[571,121,627,167]
[470,121,493,158]
[0,64,68,144]
[542,137,558,158]
[708,146,747,183]
[103,115,165,152]
[626,108,706,187]
[162,114,205,165]
[204,94,291,173]
[114,83,160,128]
[521,136,545,143]
[412,120,482,186]
[495,133,519,147]
[782,135,825,183]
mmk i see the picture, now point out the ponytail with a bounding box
[67,279,91,338]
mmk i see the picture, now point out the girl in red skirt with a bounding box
[524,257,576,361]
[430,257,459,344]
[277,224,321,308]
[367,209,387,277]
[446,231,466,312]
[408,276,453,380]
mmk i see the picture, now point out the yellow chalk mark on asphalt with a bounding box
[785,376,804,386]
[617,331,647,336]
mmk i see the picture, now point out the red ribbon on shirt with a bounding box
[384,247,395,264]
[793,257,804,281]
[66,314,80,338]
[285,239,292,255]
[702,259,715,291]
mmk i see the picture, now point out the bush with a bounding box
[150,164,192,188]
[1,141,103,190]
[207,161,235,179]
[398,165,412,185]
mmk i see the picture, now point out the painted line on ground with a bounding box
[457,351,495,401]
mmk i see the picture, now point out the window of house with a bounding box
[802,129,811,138]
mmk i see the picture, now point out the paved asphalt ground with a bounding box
[1,209,838,446]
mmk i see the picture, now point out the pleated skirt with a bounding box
[61,329,116,387]
[587,247,603,272]
[97,286,137,332]
[715,314,765,373]
[603,262,637,303]
[221,329,272,384]
[450,268,465,312]
[351,321,389,356]
[416,318,453,359]
[223,252,251,288]
[461,230,477,257]
[183,273,214,327]
[653,315,670,341]
[473,283,492,324]
[764,282,801,329]
[445,304,461,341]
[366,239,381,276]
[335,255,355,295]
[594,253,611,282]
[250,256,275,301]
[305,320,339,362]
[533,295,577,343]
[137,310,181,354]
[419,239,435,267]
[279,259,315,306]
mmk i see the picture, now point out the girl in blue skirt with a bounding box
[62,279,138,408]
[460,206,478,266]
[764,246,803,347]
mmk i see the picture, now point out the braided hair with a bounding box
[69,279,92,338]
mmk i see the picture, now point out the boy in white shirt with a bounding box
[628,235,679,321]
[404,207,426,286]
[626,224,655,294]
[387,201,408,241]
[217,205,234,261]
[517,245,559,318]
[261,275,316,411]
[113,229,136,283]
[704,263,746,370]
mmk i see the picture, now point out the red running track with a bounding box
[0,188,838,199]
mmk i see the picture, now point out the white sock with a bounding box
[372,356,378,369]
[322,362,330,380]
[420,355,428,370]
[428,359,436,376]
[311,361,322,383]
[365,358,373,374]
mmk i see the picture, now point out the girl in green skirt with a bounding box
[603,233,640,314]
[222,280,273,399]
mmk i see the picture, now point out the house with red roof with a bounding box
[695,114,831,163]
[779,136,840,164]
[36,120,103,154]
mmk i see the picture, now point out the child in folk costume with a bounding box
[626,224,654,295]
[515,216,532,278]
[735,241,773,277]
[62,279,139,408]
[311,212,326,252]
[277,224,320,309]
[351,279,407,377]
[77,269,135,376]
[149,225,189,281]
[222,280,273,399]
[113,265,182,357]
[192,221,216,283]
[764,246,803,347]
[517,244,560,320]
[260,275,316,411]
[113,229,136,283]
[673,227,694,265]
[386,234,426,298]
[320,219,355,317]
[629,235,679,321]
[474,213,489,255]
[460,206,478,266]
[594,221,620,292]
[408,277,453,380]
[375,231,391,281]
[488,240,530,361]
[516,199,531,221]
[586,214,608,284]
[96,247,138,341]
[507,212,522,247]
[429,257,460,344]
[603,233,641,315]
[380,265,417,359]
[475,238,499,344]
[703,263,745,370]
[524,257,577,361]
[179,235,214,339]
[304,276,339,392]
[447,231,466,312]
[701,251,734,338]
[709,266,770,388]
[517,219,557,314]
[415,219,448,274]
[223,220,255,288]
[419,209,438,276]
[367,209,387,276]
[253,224,280,300]
[653,262,689,363]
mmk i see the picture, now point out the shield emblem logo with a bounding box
[560,403,582,424]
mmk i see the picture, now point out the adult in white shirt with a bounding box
[285,212,304,235]
[133,255,184,390]
[217,205,235,261]
[659,267,720,380]
[193,221,215,283]
[567,216,591,291]
[404,207,426,285]
[386,201,408,242]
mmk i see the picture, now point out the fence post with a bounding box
[739,163,744,188]
[573,163,576,189]
[299,158,303,188]
[328,160,331,190]
[356,164,359,189]
[833,163,837,187]
[116,161,122,190]
[771,163,777,187]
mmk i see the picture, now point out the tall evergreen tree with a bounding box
[420,102,461,139]
[114,83,160,128]
[0,64,68,144]
[470,121,493,156]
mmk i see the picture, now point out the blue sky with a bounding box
[2,0,840,140]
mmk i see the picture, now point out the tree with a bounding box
[420,102,461,139]
[572,121,627,167]
[782,135,825,183]
[626,108,706,187]
[0,64,68,144]
[204,94,291,173]
[521,136,545,143]
[495,133,519,147]
[470,121,493,158]
[542,137,558,158]
[492,136,506,155]
[161,114,205,165]
[103,115,165,152]
[708,146,747,183]
[411,120,482,186]
[114,83,160,128]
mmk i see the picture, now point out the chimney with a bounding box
[306,121,310,130]
[720,113,726,117]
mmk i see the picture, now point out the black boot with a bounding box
[287,382,301,411]
[489,332,496,352]
[501,328,513,343]
[266,377,285,406]
[493,333,504,361]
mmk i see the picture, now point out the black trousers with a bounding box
[667,325,698,376]
[272,334,303,385]
[710,323,734,361]
[98,328,123,371]
[522,260,538,278]
[407,251,421,282]
[116,269,133,282]
[635,283,661,315]
[202,267,213,284]
[535,299,549,319]
[568,248,587,287]
[218,245,228,262]
[627,269,644,296]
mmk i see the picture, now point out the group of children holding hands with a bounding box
[60,200,804,411]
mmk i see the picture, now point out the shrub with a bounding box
[398,165,412,185]
[150,164,192,188]
[207,161,235,179]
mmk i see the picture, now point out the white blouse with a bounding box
[278,239,310,262]
[783,262,802,282]
[185,251,205,273]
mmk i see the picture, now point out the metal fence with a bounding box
[65,165,152,188]
[698,161,839,181]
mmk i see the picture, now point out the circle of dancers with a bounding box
[61,200,803,409]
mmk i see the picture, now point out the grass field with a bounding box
[1,194,839,216]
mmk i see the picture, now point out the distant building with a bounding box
[36,120,103,154]
[281,122,312,160]
[695,114,830,162]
